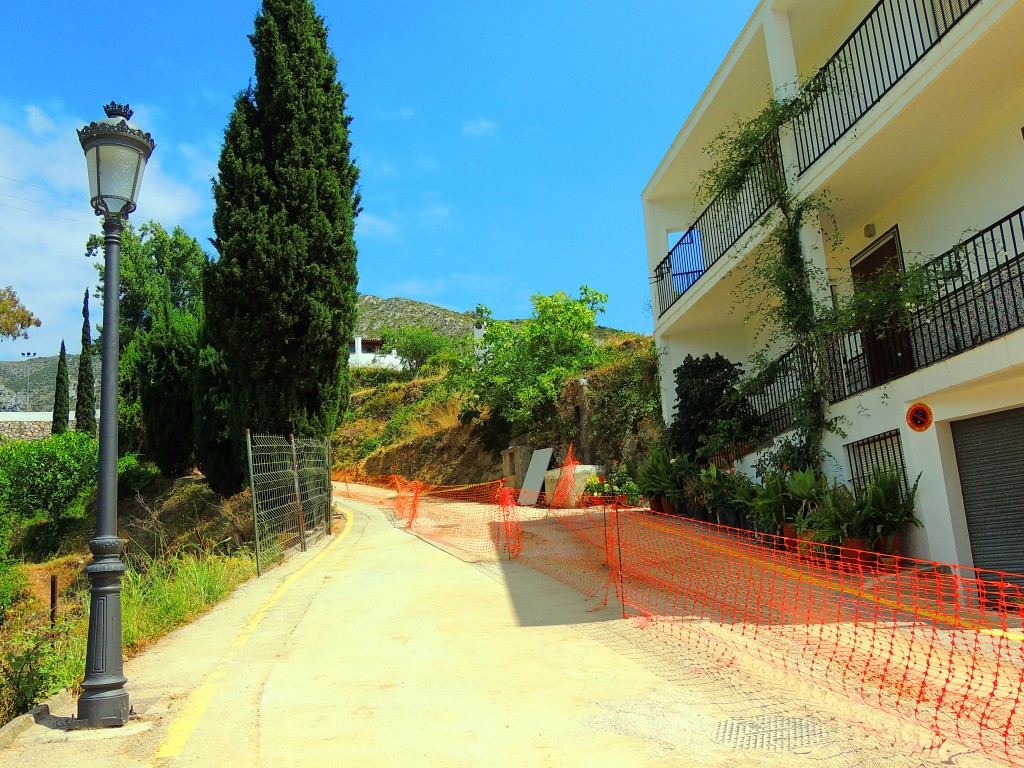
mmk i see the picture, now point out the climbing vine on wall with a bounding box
[698,72,950,469]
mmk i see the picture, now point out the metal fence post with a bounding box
[325,436,333,535]
[289,434,307,552]
[245,429,263,577]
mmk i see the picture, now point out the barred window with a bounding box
[845,429,908,494]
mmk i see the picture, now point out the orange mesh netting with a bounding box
[333,474,1024,764]
[549,444,580,509]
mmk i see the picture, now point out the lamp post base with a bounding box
[76,690,130,728]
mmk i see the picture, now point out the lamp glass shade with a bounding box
[78,105,155,218]
[84,139,149,217]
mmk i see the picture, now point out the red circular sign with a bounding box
[907,403,933,432]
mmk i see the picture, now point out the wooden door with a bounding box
[851,232,916,388]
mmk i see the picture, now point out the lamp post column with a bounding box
[78,213,128,727]
[76,101,153,727]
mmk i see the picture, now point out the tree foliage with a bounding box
[666,353,761,460]
[379,324,452,372]
[74,291,97,436]
[0,287,40,341]
[134,307,199,476]
[206,0,360,469]
[448,286,607,431]
[193,317,242,495]
[50,341,69,435]
[89,221,206,352]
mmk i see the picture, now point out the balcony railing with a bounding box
[653,143,782,318]
[747,205,1024,420]
[653,0,981,321]
[793,0,981,174]
[829,204,1024,402]
[747,345,814,439]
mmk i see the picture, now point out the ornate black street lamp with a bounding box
[76,102,154,727]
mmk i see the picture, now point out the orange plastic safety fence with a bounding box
[338,471,1024,764]
[549,444,580,509]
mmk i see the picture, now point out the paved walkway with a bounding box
[0,494,1005,767]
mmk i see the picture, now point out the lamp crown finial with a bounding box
[103,102,133,120]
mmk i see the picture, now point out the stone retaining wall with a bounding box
[0,413,87,442]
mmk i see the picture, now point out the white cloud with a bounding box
[390,272,494,300]
[178,140,219,185]
[25,106,58,136]
[419,203,450,223]
[462,118,499,138]
[416,156,441,173]
[396,107,415,120]
[356,212,398,240]
[0,104,209,360]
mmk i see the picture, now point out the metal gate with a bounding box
[245,430,332,576]
[951,406,1024,578]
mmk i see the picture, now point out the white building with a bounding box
[643,0,1024,569]
[348,336,404,370]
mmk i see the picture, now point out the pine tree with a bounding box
[206,0,359,479]
[51,340,69,434]
[75,290,97,435]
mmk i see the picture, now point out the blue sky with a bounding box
[0,0,758,360]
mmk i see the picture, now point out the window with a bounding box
[845,429,908,494]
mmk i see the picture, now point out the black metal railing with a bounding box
[793,0,980,174]
[653,143,782,317]
[829,204,1024,402]
[747,345,814,439]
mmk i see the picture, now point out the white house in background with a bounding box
[643,0,1024,569]
[348,335,404,369]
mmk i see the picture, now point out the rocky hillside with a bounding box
[0,353,100,413]
[355,294,477,339]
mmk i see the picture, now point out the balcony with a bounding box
[793,0,981,174]
[828,204,1024,402]
[653,144,781,318]
[748,205,1024,429]
[651,0,982,321]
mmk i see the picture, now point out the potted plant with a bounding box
[637,448,675,513]
[682,470,710,522]
[699,463,755,528]
[787,468,828,552]
[840,488,880,566]
[863,469,922,557]
[749,470,791,539]
[665,453,699,518]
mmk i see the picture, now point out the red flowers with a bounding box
[599,476,606,483]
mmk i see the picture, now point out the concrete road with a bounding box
[0,495,1004,767]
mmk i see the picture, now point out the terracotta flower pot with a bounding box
[782,522,797,551]
[842,536,877,567]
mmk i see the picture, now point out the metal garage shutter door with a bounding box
[951,406,1024,576]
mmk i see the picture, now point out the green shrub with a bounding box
[0,623,70,716]
[117,455,162,497]
[0,432,98,527]
[0,561,28,617]
[350,366,414,389]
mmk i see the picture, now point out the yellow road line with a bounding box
[149,505,354,766]
[628,514,1024,643]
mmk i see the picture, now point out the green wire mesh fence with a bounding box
[245,430,332,575]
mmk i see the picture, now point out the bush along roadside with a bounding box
[0,550,255,724]
[0,429,259,726]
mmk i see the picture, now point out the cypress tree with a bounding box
[75,290,97,435]
[137,305,198,476]
[51,340,69,434]
[206,0,359,474]
[193,310,243,494]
